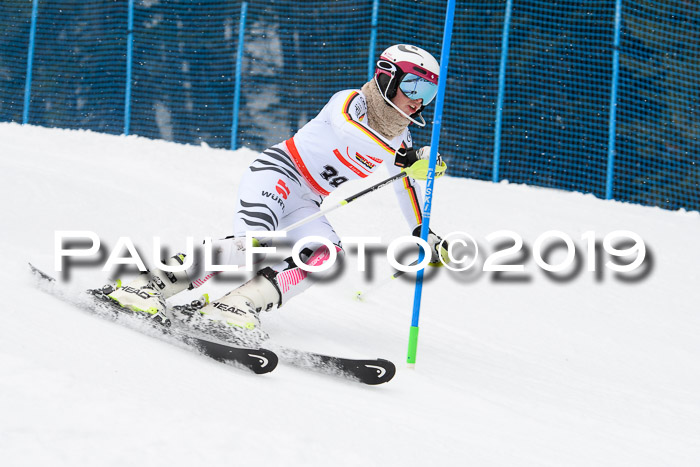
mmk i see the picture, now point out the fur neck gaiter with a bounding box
[361,80,410,140]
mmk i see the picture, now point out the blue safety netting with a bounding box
[498,2,615,197]
[1,1,128,133]
[0,1,32,121]
[614,1,700,210]
[1,0,698,212]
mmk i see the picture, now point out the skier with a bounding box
[105,44,449,344]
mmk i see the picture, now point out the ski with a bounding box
[29,263,395,384]
[171,297,397,385]
[275,347,396,385]
[183,336,277,375]
[28,263,277,375]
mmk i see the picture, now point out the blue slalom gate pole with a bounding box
[407,0,456,366]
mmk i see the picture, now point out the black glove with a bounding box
[394,147,419,169]
[395,146,447,180]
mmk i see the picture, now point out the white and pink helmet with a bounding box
[374,44,440,127]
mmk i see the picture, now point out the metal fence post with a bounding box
[367,0,380,81]
[124,0,134,135]
[22,0,40,124]
[606,0,622,199]
[492,0,513,183]
[231,1,248,151]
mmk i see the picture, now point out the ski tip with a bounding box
[248,349,279,375]
[28,263,55,282]
[360,358,396,385]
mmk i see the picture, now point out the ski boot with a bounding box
[171,273,280,347]
[102,255,191,326]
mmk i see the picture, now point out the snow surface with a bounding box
[1,122,699,466]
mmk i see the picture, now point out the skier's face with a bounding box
[391,88,423,116]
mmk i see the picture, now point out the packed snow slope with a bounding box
[1,123,699,466]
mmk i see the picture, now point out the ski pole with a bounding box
[355,260,418,301]
[281,170,408,233]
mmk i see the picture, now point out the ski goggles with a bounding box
[399,73,438,105]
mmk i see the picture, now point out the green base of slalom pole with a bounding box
[407,325,419,367]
